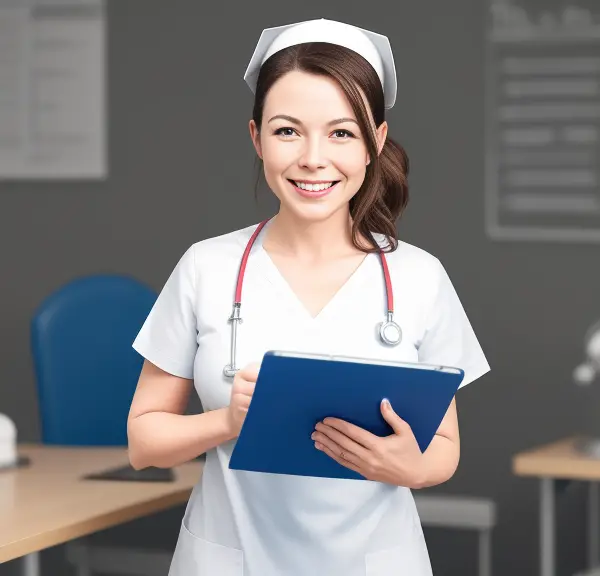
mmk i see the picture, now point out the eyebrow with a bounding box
[267,114,358,127]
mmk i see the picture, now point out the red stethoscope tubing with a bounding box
[233,218,394,313]
[234,219,269,304]
[223,219,400,377]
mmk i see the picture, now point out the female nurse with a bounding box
[127,18,490,576]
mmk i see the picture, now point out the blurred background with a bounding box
[1,0,600,575]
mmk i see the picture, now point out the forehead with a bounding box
[264,70,355,120]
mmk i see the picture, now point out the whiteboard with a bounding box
[485,0,600,242]
[0,0,106,179]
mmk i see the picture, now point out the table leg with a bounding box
[479,529,492,576]
[541,477,555,576]
[589,482,599,569]
[22,552,40,576]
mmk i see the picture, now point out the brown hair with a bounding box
[251,42,410,253]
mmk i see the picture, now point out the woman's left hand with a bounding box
[312,398,426,488]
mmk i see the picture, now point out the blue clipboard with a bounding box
[229,351,464,481]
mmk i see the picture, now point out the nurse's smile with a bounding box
[287,179,340,200]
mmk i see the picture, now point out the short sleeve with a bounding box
[417,259,490,388]
[132,245,198,379]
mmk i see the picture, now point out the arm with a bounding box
[413,398,460,489]
[127,360,236,469]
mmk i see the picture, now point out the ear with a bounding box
[249,119,263,160]
[376,121,388,156]
[366,121,388,166]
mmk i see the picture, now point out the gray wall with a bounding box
[2,1,598,575]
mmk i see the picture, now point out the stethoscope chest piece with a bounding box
[379,313,402,347]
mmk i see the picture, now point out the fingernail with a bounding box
[382,398,390,408]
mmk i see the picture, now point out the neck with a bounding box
[264,206,360,260]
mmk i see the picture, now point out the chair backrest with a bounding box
[30,274,157,446]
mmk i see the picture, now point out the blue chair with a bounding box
[29,274,159,576]
[31,274,157,446]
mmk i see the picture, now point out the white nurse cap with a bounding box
[243,18,397,110]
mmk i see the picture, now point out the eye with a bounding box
[273,127,297,137]
[332,129,355,139]
[272,127,356,139]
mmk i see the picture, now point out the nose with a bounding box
[298,136,329,171]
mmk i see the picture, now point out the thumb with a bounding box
[381,398,407,435]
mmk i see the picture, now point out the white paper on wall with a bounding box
[0,0,106,179]
[485,0,600,242]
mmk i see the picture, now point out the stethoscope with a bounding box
[223,219,402,378]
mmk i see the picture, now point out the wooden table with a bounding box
[0,444,202,573]
[513,436,600,576]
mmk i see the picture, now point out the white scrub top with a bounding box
[132,221,490,576]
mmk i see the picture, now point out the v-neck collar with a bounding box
[252,221,376,324]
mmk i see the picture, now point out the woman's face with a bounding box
[249,70,387,223]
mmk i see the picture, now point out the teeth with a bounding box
[293,181,334,191]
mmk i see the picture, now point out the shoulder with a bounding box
[186,223,260,259]
[386,239,440,269]
[376,234,442,280]
[372,234,448,311]
[181,222,261,274]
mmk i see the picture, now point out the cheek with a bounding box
[333,145,367,174]
[261,157,289,200]
[336,153,367,184]
[261,142,294,175]
[262,160,286,196]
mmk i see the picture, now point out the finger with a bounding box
[240,362,261,382]
[314,424,371,461]
[233,393,251,409]
[380,398,409,435]
[312,433,363,469]
[235,380,256,396]
[315,442,364,476]
[321,418,378,449]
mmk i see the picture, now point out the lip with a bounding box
[287,179,339,199]
[291,179,337,184]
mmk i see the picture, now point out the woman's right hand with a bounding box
[227,363,260,437]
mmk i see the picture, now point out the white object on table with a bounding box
[0,412,35,576]
[0,413,17,468]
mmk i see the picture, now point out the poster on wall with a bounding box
[0,0,106,179]
[485,0,600,242]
